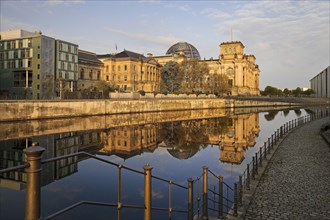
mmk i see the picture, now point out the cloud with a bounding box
[45,0,84,6]
[104,27,183,46]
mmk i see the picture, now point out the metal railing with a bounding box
[1,110,329,220]
[234,110,330,217]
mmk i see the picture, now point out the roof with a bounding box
[115,50,146,59]
[78,49,103,65]
[96,54,115,59]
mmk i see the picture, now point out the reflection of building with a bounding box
[0,29,78,100]
[97,50,162,92]
[220,114,260,164]
[310,66,330,98]
[0,130,102,190]
[99,125,159,159]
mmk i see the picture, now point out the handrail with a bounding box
[0,163,29,174]
[234,110,330,218]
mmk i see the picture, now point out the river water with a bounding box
[0,106,327,220]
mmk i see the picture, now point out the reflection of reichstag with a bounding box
[0,113,260,190]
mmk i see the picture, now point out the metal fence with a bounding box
[234,109,330,217]
[1,109,329,220]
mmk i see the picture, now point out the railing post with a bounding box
[259,147,263,167]
[268,138,271,152]
[263,142,267,160]
[202,166,208,220]
[118,164,122,218]
[188,178,194,220]
[144,164,153,220]
[219,176,223,219]
[234,183,238,217]
[24,143,45,220]
[252,157,255,180]
[238,176,243,206]
[246,164,250,190]
[255,153,258,175]
[280,126,283,137]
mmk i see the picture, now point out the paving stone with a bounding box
[244,118,330,220]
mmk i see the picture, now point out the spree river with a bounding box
[0,106,327,220]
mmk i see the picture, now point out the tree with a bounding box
[291,87,302,97]
[93,80,118,98]
[160,61,181,93]
[204,74,230,96]
[283,88,291,96]
[178,59,209,93]
[302,88,314,96]
[263,86,279,96]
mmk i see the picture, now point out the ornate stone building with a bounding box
[97,50,162,92]
[154,41,260,96]
[77,49,103,91]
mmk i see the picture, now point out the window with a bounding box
[37,64,40,69]
[37,84,40,90]
[97,71,100,80]
[37,74,40,79]
[124,65,127,71]
[28,60,32,68]
[124,75,127,81]
[118,65,120,71]
[112,65,115,71]
[106,65,109,72]
[106,75,109,81]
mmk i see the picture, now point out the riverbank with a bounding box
[0,98,307,122]
[242,118,330,219]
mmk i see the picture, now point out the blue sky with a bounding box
[1,0,329,89]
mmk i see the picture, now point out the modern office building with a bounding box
[98,50,162,92]
[310,66,329,98]
[0,29,78,99]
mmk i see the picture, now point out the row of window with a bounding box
[59,71,78,81]
[0,49,33,60]
[59,52,78,63]
[0,59,33,69]
[58,61,78,71]
[105,72,160,82]
[79,68,101,80]
[105,64,159,73]
[0,38,32,50]
[59,42,78,54]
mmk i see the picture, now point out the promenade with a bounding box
[244,118,330,219]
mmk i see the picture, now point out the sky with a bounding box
[0,0,329,90]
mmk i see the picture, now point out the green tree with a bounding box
[292,87,302,97]
[160,61,181,93]
[283,88,291,96]
[178,59,209,93]
[204,74,230,96]
[302,88,314,96]
[263,86,279,96]
[93,80,118,98]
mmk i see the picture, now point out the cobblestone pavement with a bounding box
[245,118,330,220]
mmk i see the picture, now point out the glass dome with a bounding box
[166,42,201,59]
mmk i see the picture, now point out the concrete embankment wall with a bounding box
[0,99,299,121]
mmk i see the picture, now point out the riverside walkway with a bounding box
[244,118,330,219]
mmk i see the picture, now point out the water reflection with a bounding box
[1,107,324,219]
[1,112,261,190]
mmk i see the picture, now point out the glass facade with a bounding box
[166,42,201,59]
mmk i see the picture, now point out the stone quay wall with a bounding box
[0,99,299,122]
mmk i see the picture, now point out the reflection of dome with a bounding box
[167,147,198,160]
[166,42,201,59]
